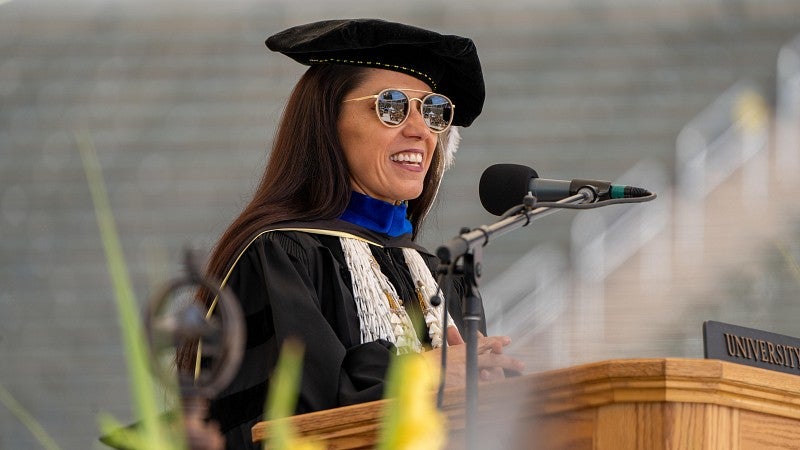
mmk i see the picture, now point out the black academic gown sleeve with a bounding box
[208,231,396,450]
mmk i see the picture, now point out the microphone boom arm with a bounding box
[437,191,591,265]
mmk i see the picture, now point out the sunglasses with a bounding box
[343,88,454,133]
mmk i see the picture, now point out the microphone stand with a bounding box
[436,190,594,450]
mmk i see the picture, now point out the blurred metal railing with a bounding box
[674,81,770,265]
[484,243,571,368]
[485,81,770,367]
[483,56,785,370]
[570,160,670,345]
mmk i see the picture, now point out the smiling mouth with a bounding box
[390,152,423,165]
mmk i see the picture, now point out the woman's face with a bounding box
[338,68,438,204]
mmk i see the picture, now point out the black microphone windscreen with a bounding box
[479,164,538,216]
[622,186,652,198]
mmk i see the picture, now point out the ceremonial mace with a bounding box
[144,249,245,450]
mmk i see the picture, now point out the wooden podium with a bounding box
[252,358,800,449]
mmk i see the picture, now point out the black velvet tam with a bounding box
[266,18,485,127]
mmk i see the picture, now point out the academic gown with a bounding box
[209,216,487,449]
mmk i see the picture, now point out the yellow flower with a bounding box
[281,436,325,450]
[378,354,446,450]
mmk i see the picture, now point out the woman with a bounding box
[177,18,524,448]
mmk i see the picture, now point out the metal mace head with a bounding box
[144,247,245,401]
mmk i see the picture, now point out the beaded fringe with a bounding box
[402,247,450,349]
[340,237,449,354]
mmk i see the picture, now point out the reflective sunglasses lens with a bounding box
[422,95,453,132]
[376,90,409,126]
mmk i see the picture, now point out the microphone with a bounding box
[479,163,652,216]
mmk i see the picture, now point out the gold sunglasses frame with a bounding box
[343,88,455,134]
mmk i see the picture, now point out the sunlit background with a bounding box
[2,0,800,448]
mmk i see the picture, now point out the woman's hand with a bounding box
[424,327,525,388]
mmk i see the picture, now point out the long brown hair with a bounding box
[176,64,448,371]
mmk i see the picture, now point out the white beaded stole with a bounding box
[339,237,450,354]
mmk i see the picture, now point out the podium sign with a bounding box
[704,320,800,376]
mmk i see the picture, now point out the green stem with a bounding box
[0,382,61,450]
[76,131,170,449]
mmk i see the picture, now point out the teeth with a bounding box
[391,152,422,164]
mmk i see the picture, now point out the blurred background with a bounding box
[2,0,800,448]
